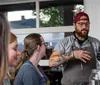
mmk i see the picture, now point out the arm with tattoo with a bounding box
[49,51,74,67]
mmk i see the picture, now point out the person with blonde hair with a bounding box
[0,13,10,84]
[8,33,20,67]
[3,32,20,85]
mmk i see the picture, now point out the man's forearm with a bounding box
[49,56,67,67]
[49,55,67,67]
[49,51,74,67]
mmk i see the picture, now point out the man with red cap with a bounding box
[49,12,100,85]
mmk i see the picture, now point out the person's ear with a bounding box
[73,23,75,27]
[37,45,40,51]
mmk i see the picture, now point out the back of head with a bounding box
[73,12,89,23]
[24,33,41,51]
[0,13,10,81]
[9,32,17,44]
[15,33,41,72]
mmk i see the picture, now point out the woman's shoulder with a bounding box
[16,61,38,78]
[20,61,35,71]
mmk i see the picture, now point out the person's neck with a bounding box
[75,32,87,41]
[76,34,85,41]
[29,52,41,67]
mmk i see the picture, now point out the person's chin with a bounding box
[13,63,17,67]
[82,31,88,34]
[81,33,88,37]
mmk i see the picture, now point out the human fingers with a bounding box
[82,55,91,61]
[80,57,87,63]
[83,51,91,55]
[82,53,92,60]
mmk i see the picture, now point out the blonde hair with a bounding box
[0,13,10,82]
[8,32,17,80]
[9,32,17,44]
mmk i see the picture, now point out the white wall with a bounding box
[84,0,100,40]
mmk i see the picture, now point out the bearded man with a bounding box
[49,12,100,85]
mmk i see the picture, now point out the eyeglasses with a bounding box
[77,22,90,27]
[41,42,47,46]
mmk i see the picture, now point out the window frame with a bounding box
[9,0,74,34]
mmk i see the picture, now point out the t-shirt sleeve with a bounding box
[54,38,68,54]
[14,64,40,85]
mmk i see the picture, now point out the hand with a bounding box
[73,50,92,63]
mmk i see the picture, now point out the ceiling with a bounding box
[0,0,83,12]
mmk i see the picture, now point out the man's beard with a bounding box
[75,29,89,38]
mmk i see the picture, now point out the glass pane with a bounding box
[8,10,36,29]
[17,32,64,59]
[39,5,73,27]
[41,32,64,48]
[39,1,84,27]
[7,2,36,29]
[7,1,84,29]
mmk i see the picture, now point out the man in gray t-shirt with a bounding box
[49,12,100,85]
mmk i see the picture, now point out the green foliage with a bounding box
[40,7,63,27]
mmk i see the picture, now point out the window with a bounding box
[6,0,83,30]
[17,32,64,52]
[8,10,36,29]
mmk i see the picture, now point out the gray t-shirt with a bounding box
[54,34,100,85]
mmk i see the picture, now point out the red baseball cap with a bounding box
[73,12,89,23]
